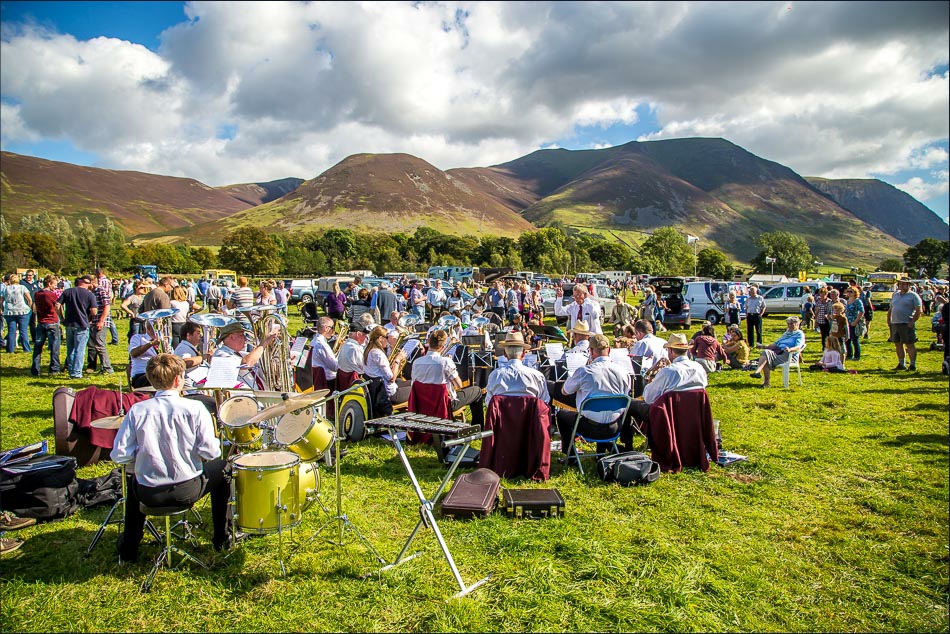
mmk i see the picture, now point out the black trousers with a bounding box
[451,385,484,428]
[746,314,763,345]
[120,459,230,560]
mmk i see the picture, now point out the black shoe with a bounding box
[116,535,138,563]
[893,364,906,370]
[749,372,762,379]
[213,534,233,552]
[907,364,917,372]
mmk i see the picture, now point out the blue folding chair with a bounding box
[564,393,632,476]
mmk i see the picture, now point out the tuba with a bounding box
[244,304,293,393]
[188,313,237,357]
[436,314,461,355]
[390,314,421,378]
[139,308,178,354]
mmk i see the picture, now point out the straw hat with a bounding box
[499,331,533,349]
[568,321,592,336]
[663,333,692,350]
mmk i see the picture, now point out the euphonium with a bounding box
[189,313,237,357]
[139,308,177,355]
[390,314,421,378]
[252,307,293,393]
[331,319,349,355]
[436,314,460,355]
[643,356,671,383]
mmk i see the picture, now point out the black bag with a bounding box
[597,451,660,486]
[77,468,123,509]
[440,468,500,519]
[0,455,82,519]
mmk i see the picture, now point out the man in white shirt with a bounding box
[173,321,204,369]
[212,320,279,390]
[111,354,230,561]
[411,329,484,427]
[554,284,603,334]
[630,320,666,373]
[337,321,368,375]
[308,316,339,390]
[485,331,550,406]
[426,279,447,315]
[629,332,708,430]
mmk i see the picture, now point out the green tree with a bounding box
[130,243,186,273]
[2,232,61,270]
[191,247,216,270]
[639,228,694,276]
[877,258,904,273]
[589,241,631,270]
[749,231,812,277]
[519,227,568,272]
[317,229,358,270]
[219,228,281,275]
[696,248,735,279]
[903,238,949,278]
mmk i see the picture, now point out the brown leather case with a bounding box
[439,468,500,519]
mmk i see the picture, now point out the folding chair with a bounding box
[564,394,632,476]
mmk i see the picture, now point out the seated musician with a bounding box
[111,354,231,561]
[309,316,339,391]
[629,319,666,373]
[554,334,636,454]
[364,325,410,412]
[173,321,205,369]
[411,329,485,427]
[338,319,370,376]
[384,310,402,334]
[212,320,279,390]
[484,332,550,406]
[628,333,708,431]
[566,320,592,356]
[128,319,164,389]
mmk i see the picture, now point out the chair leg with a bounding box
[565,414,585,476]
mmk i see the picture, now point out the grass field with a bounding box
[1,307,947,632]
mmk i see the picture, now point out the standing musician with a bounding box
[628,333,708,432]
[364,325,410,414]
[554,284,603,335]
[553,334,635,454]
[212,320,279,390]
[111,354,231,562]
[309,316,339,391]
[412,329,484,427]
[484,331,550,407]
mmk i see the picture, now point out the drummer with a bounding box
[212,320,279,390]
[111,354,231,561]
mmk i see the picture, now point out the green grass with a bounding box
[1,307,947,632]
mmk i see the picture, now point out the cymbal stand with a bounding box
[86,464,161,557]
[374,427,494,599]
[296,381,387,566]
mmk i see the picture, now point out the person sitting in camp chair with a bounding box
[749,316,806,388]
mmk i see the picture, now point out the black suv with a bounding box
[648,277,691,329]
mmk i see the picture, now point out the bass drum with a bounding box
[232,451,308,534]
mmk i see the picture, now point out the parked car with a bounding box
[760,282,822,314]
[286,278,320,304]
[648,277,691,329]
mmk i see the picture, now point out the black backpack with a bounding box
[597,451,661,486]
[0,455,122,520]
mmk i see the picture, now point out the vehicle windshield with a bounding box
[871,283,895,293]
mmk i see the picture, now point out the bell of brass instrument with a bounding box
[248,305,292,393]
[390,314,422,378]
[331,319,349,355]
[643,356,671,383]
[139,308,178,354]
[436,314,461,354]
[189,313,237,357]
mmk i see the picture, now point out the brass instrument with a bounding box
[189,313,237,357]
[643,357,671,383]
[139,308,177,354]
[246,304,293,393]
[331,319,349,355]
[436,314,461,355]
[390,314,422,378]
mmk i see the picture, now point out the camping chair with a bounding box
[479,395,551,481]
[564,393,631,476]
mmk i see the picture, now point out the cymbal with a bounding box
[246,390,331,424]
[90,415,125,430]
[133,386,157,393]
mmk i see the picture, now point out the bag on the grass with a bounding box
[0,455,82,519]
[597,451,660,486]
[77,468,122,509]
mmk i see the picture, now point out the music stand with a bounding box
[297,381,387,567]
[373,415,493,599]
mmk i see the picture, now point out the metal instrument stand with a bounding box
[375,426,494,599]
[298,382,387,566]
[86,464,161,558]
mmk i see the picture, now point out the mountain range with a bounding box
[2,138,945,266]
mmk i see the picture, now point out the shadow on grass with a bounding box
[882,433,949,448]
[5,409,51,420]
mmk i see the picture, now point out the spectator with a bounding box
[31,274,62,376]
[274,280,289,316]
[887,279,922,371]
[691,323,728,374]
[828,302,849,350]
[813,287,832,350]
[121,281,148,340]
[724,291,741,327]
[60,275,98,379]
[844,288,865,361]
[810,335,846,372]
[745,285,766,346]
[169,285,194,348]
[721,325,750,370]
[802,294,816,331]
[1,272,33,354]
[749,316,806,388]
[323,282,348,321]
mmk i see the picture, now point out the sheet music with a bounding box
[545,343,564,364]
[295,348,310,368]
[204,355,242,388]
[609,348,636,375]
[186,364,210,384]
[565,352,587,376]
[523,352,539,369]
[402,338,421,357]
[289,336,307,366]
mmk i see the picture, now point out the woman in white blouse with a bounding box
[363,325,410,406]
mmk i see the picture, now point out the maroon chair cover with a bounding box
[68,386,151,449]
[336,370,359,393]
[407,381,452,445]
[478,395,551,481]
[310,365,337,393]
[646,389,717,473]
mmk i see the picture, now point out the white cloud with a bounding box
[896,170,950,204]
[0,0,947,203]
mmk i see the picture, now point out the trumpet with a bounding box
[643,357,671,383]
[139,308,177,354]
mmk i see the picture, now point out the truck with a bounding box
[203,269,237,285]
[428,266,478,285]
[137,265,158,280]
[867,271,907,309]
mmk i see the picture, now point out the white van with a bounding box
[683,281,749,324]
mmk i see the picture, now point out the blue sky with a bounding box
[1,1,947,223]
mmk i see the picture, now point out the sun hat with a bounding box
[568,321,592,336]
[215,321,252,343]
[663,333,693,350]
[499,331,533,349]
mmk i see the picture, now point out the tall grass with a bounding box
[1,308,947,632]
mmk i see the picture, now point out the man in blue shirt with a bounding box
[749,316,806,388]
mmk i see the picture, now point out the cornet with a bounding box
[139,308,178,354]
[331,319,349,355]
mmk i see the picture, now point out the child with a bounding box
[802,294,815,331]
[810,335,846,372]
[829,301,849,347]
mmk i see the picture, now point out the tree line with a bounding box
[2,212,944,279]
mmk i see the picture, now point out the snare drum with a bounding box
[232,450,312,534]
[218,395,263,450]
[273,407,334,462]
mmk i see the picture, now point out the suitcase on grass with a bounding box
[501,488,565,519]
[440,468,500,519]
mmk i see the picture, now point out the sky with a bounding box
[1,1,948,224]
